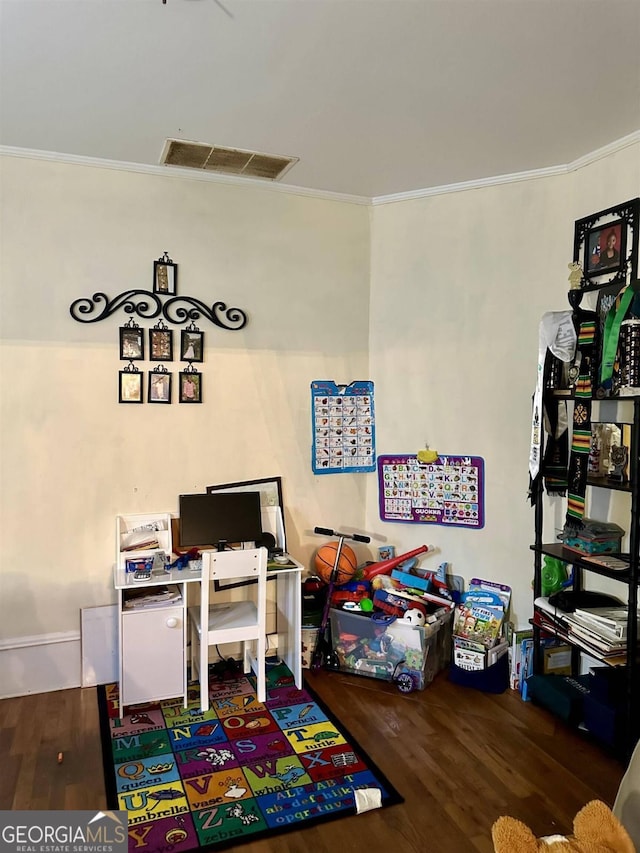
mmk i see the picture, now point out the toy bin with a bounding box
[329,607,453,691]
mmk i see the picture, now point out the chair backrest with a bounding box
[202,547,267,582]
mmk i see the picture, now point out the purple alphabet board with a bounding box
[377,454,485,529]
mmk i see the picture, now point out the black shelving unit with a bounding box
[531,395,640,757]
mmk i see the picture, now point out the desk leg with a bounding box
[118,588,125,720]
[276,572,302,688]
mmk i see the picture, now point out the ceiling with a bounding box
[1,0,639,200]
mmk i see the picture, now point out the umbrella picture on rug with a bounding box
[98,661,403,852]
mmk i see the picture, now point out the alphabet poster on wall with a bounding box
[377,454,485,528]
[311,381,376,474]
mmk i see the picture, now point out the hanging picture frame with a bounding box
[119,319,144,361]
[573,198,639,291]
[119,365,143,404]
[181,324,204,363]
[148,366,172,404]
[179,367,202,403]
[153,251,178,296]
[149,322,173,361]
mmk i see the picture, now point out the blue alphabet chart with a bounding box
[311,381,376,474]
[377,454,485,528]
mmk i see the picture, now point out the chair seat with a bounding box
[188,601,260,643]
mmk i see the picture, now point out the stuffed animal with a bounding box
[492,800,635,852]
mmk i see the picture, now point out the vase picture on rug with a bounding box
[98,661,403,852]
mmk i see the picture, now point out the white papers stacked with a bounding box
[124,585,182,610]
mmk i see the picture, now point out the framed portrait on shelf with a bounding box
[119,325,144,361]
[119,370,143,404]
[148,370,172,404]
[153,252,177,296]
[573,198,639,290]
[149,327,173,361]
[179,370,202,403]
[181,329,204,363]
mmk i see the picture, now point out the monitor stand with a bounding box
[216,540,229,552]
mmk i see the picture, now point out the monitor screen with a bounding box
[179,491,263,549]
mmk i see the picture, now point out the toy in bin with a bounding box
[330,606,453,693]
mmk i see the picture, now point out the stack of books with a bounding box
[570,606,635,651]
[534,597,634,664]
[452,578,511,671]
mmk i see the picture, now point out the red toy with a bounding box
[363,545,431,580]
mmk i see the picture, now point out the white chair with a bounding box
[189,546,267,711]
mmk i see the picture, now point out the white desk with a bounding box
[266,557,304,690]
[113,565,202,717]
[113,555,303,717]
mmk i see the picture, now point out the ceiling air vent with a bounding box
[161,139,298,181]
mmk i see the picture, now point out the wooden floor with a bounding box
[0,669,627,853]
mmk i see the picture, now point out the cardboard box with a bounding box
[543,643,572,675]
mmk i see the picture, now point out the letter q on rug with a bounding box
[98,662,403,852]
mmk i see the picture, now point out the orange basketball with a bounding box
[314,541,357,585]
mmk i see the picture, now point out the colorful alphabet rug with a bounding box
[98,662,403,852]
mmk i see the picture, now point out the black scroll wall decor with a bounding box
[69,252,248,404]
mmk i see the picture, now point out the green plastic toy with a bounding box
[541,556,568,596]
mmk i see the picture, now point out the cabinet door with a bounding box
[122,606,184,706]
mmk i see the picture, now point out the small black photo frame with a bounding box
[119,324,144,361]
[585,219,624,276]
[574,198,639,290]
[148,369,172,404]
[119,369,143,403]
[181,328,204,363]
[153,252,178,296]
[149,327,173,361]
[179,370,202,403]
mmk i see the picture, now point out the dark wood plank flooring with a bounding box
[0,670,626,852]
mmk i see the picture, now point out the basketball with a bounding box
[314,541,358,585]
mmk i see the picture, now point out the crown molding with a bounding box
[566,129,640,173]
[371,164,567,205]
[0,145,371,206]
[2,129,638,207]
[371,129,640,206]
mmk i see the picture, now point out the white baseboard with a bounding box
[0,610,280,699]
[0,631,82,698]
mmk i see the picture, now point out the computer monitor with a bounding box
[179,491,263,550]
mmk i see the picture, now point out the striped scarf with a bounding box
[565,316,597,534]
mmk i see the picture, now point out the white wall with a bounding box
[367,142,640,627]
[0,156,371,669]
[1,141,638,694]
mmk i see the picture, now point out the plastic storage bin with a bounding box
[329,606,453,690]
